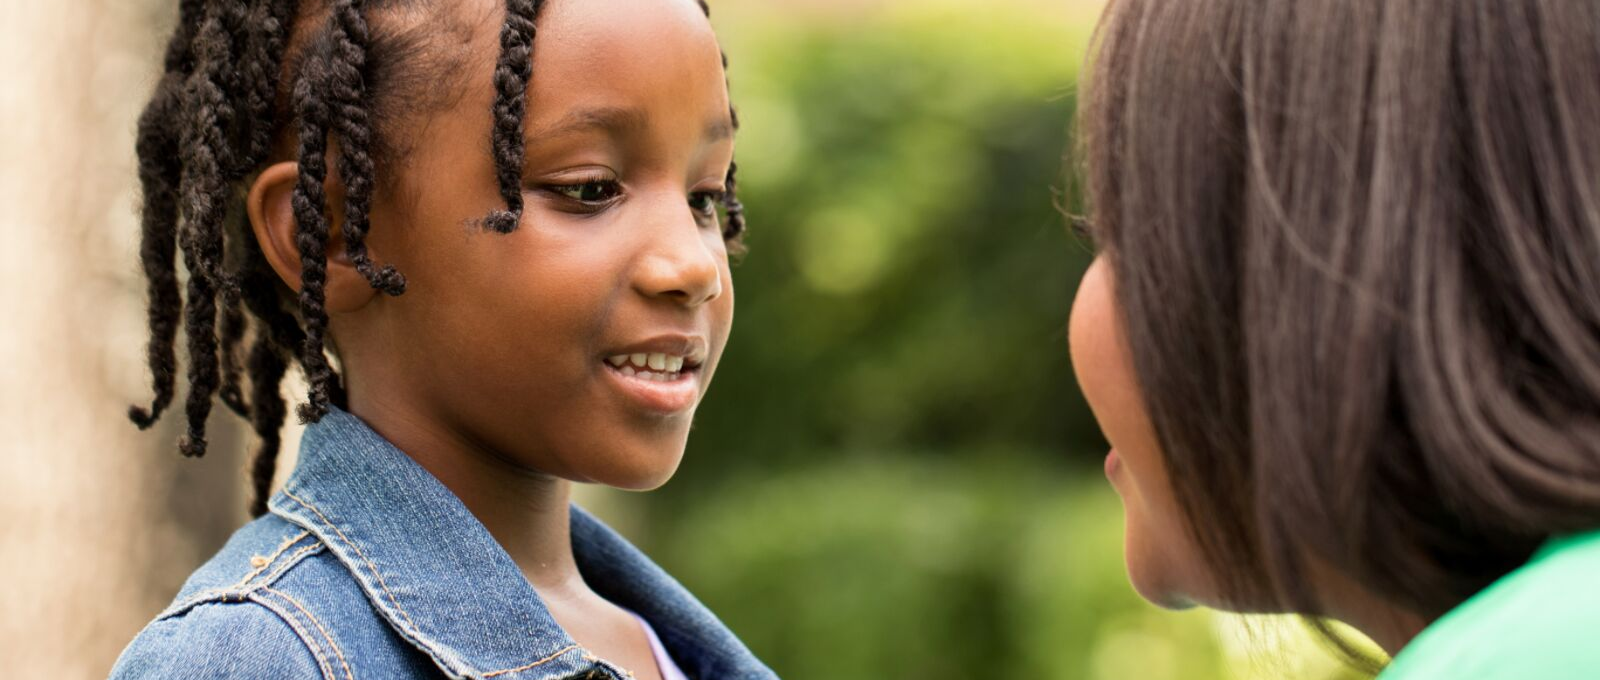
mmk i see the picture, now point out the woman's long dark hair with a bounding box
[129,0,745,517]
[1080,0,1600,665]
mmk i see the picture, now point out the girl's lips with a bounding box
[1105,449,1122,479]
[602,361,701,414]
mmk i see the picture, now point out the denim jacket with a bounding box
[109,407,776,680]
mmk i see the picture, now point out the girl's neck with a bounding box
[345,394,586,594]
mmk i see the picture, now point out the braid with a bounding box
[128,79,186,429]
[216,0,295,421]
[700,1,748,244]
[218,300,250,417]
[483,0,542,234]
[162,0,204,73]
[328,0,406,294]
[173,10,244,457]
[245,328,291,518]
[240,247,307,517]
[289,41,339,424]
[130,0,388,508]
[238,0,296,168]
[722,159,746,242]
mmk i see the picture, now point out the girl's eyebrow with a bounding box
[535,106,649,139]
[532,105,735,143]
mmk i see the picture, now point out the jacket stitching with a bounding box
[481,644,581,678]
[156,541,326,621]
[255,542,324,587]
[261,586,356,680]
[247,594,338,680]
[279,489,427,643]
[233,530,313,588]
[279,489,592,679]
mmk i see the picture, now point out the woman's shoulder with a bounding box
[1381,530,1600,679]
[109,514,428,679]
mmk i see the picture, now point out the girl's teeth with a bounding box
[618,367,681,381]
[610,352,688,375]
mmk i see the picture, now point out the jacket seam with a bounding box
[155,540,326,621]
[233,530,313,588]
[481,644,581,678]
[255,542,325,588]
[259,586,356,680]
[245,595,339,680]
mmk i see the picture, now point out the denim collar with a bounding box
[269,406,774,680]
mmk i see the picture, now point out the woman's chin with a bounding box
[1123,529,1208,610]
[1126,564,1197,610]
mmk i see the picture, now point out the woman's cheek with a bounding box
[1069,257,1212,610]
[1114,446,1203,609]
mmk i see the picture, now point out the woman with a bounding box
[1069,0,1600,676]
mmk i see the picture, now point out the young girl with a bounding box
[1069,0,1600,677]
[110,0,773,678]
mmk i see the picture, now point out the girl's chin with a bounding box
[571,448,688,491]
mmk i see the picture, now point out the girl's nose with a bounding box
[631,198,723,308]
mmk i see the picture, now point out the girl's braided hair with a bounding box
[129,0,745,517]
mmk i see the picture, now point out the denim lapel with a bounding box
[572,508,777,679]
[270,407,595,680]
[270,406,778,680]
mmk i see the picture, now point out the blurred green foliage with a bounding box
[623,3,1375,679]
[679,4,1100,473]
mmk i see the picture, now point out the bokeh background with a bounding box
[1,0,1372,678]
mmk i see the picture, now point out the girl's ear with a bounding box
[246,162,379,314]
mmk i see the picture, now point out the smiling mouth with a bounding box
[603,352,701,383]
[599,349,709,415]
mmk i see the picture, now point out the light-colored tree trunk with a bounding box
[0,2,257,677]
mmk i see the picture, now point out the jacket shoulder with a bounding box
[108,599,329,679]
[110,515,356,679]
[165,514,324,602]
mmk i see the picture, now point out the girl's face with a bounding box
[1068,256,1213,609]
[310,0,737,490]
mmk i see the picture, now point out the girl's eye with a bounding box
[551,180,622,204]
[689,190,724,218]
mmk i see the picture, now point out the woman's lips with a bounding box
[1105,449,1122,479]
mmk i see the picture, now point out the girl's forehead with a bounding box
[434,0,719,59]
[525,0,731,134]
[533,0,723,80]
[374,0,730,156]
[423,0,727,113]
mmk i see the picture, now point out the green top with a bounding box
[1379,529,1600,679]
